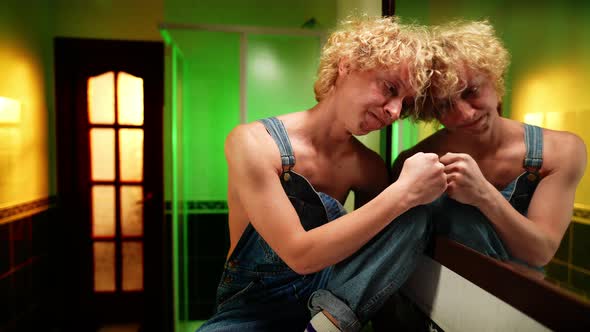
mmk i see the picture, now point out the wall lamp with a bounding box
[0,96,21,124]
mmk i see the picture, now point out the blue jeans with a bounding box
[309,206,433,332]
[430,195,511,260]
[197,171,434,332]
[430,193,544,271]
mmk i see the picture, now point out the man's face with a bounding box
[433,68,500,134]
[335,62,416,135]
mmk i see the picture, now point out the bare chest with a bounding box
[290,155,354,203]
[477,157,527,190]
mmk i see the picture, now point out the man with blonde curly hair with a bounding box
[392,20,586,269]
[197,17,448,332]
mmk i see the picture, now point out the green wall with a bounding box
[54,0,164,41]
[247,34,321,122]
[165,0,338,28]
[180,31,241,202]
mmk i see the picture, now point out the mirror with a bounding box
[396,0,590,306]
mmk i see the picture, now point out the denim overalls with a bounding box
[431,124,543,266]
[197,117,434,332]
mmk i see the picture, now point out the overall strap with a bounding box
[259,117,296,174]
[523,124,543,172]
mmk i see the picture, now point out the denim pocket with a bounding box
[217,280,257,311]
[216,270,259,310]
[256,236,290,269]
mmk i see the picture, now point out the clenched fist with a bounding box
[439,152,490,206]
[397,152,448,206]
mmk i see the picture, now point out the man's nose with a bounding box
[455,99,476,120]
[383,98,401,122]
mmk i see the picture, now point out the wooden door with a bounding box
[55,38,169,331]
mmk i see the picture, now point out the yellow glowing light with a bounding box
[0,97,21,123]
[523,112,544,127]
[117,72,144,126]
[511,64,582,123]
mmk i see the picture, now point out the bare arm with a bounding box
[391,150,413,182]
[441,133,587,266]
[227,125,447,275]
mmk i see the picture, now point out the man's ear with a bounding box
[338,58,350,76]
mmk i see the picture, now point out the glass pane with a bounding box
[88,72,115,124]
[119,129,143,181]
[121,185,143,237]
[92,185,116,238]
[122,241,144,291]
[117,72,144,125]
[93,242,116,292]
[90,128,115,181]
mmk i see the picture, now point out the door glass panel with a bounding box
[92,185,116,238]
[88,72,115,124]
[117,72,144,126]
[90,128,115,181]
[122,241,144,291]
[121,185,143,237]
[94,242,116,292]
[87,69,148,298]
[119,129,143,182]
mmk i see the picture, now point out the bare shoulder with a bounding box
[225,122,282,176]
[544,128,586,150]
[542,128,587,179]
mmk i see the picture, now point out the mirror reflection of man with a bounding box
[392,20,587,269]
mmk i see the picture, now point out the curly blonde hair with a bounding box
[419,20,510,121]
[314,16,433,118]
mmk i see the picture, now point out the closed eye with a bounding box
[461,85,479,99]
[384,80,399,97]
[434,99,452,113]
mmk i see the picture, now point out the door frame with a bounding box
[54,37,171,331]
